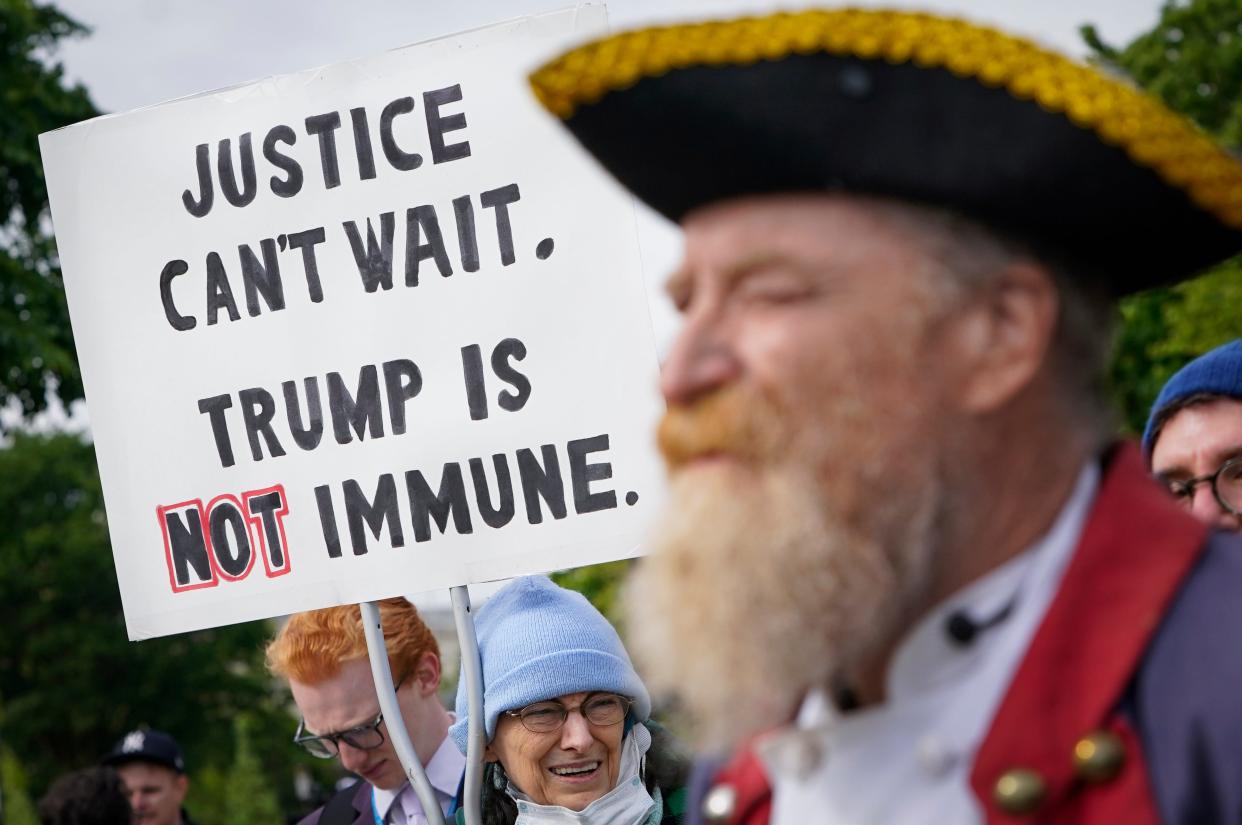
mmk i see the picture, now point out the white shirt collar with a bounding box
[371,731,465,821]
[761,460,1100,824]
[890,458,1099,699]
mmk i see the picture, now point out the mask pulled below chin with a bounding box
[508,725,656,825]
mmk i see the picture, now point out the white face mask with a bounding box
[508,725,657,825]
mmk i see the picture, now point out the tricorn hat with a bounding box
[530,9,1242,294]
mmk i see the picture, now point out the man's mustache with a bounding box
[657,387,788,468]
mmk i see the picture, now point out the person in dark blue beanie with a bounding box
[449,576,686,825]
[1144,338,1242,531]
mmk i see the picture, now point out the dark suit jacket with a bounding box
[297,780,373,825]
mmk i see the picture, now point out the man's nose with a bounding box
[337,741,369,772]
[659,309,739,407]
[559,711,595,752]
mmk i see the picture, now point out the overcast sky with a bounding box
[42,0,1166,608]
[53,0,1163,116]
[48,0,1166,357]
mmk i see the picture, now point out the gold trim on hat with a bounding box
[529,8,1242,230]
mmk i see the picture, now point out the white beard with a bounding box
[627,442,944,752]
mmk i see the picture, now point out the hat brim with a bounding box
[531,10,1242,294]
[100,752,183,774]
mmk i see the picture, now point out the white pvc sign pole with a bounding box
[361,601,447,825]
[450,586,486,825]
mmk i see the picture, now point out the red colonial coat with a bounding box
[703,444,1208,825]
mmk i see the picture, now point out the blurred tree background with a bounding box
[0,432,327,824]
[552,560,631,627]
[0,0,91,424]
[1084,0,1242,433]
[1,0,1240,821]
[0,2,330,822]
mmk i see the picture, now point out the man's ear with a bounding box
[948,260,1058,415]
[411,649,441,697]
[483,743,500,764]
[173,772,189,801]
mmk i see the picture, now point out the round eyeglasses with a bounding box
[504,692,633,734]
[293,712,386,759]
[1158,455,1242,516]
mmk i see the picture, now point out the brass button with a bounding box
[1073,731,1126,783]
[702,783,737,823]
[993,768,1047,815]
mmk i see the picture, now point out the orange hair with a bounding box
[266,597,439,684]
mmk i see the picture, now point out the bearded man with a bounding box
[530,9,1242,825]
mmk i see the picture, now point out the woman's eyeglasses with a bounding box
[503,692,632,734]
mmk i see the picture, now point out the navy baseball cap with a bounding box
[101,729,186,774]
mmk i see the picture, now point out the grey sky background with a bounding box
[41,0,1166,606]
[47,0,1165,362]
[53,1,1163,116]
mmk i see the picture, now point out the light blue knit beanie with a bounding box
[449,575,651,753]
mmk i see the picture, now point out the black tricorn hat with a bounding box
[530,9,1242,295]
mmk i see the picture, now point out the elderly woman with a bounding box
[450,576,686,825]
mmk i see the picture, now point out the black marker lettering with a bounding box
[406,464,473,542]
[182,143,214,217]
[197,394,236,468]
[350,107,377,181]
[239,387,287,462]
[481,183,520,266]
[160,259,196,331]
[380,96,422,171]
[327,365,384,444]
[283,377,324,451]
[453,195,479,273]
[383,359,422,436]
[315,484,343,558]
[263,125,303,198]
[287,227,327,303]
[305,112,343,189]
[344,474,404,554]
[516,444,566,524]
[469,455,515,528]
[492,338,530,412]
[205,251,240,325]
[568,434,616,514]
[423,84,471,164]
[404,204,452,286]
[239,238,286,317]
[343,213,395,292]
[218,134,258,208]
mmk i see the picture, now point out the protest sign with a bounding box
[40,6,665,640]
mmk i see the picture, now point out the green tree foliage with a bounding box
[0,0,97,422]
[222,715,284,824]
[1084,0,1242,433]
[552,560,630,627]
[1,745,39,825]
[0,432,325,818]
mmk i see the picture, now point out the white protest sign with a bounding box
[40,6,665,640]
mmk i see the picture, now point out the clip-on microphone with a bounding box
[944,599,1015,647]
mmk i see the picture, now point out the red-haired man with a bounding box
[268,598,463,825]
